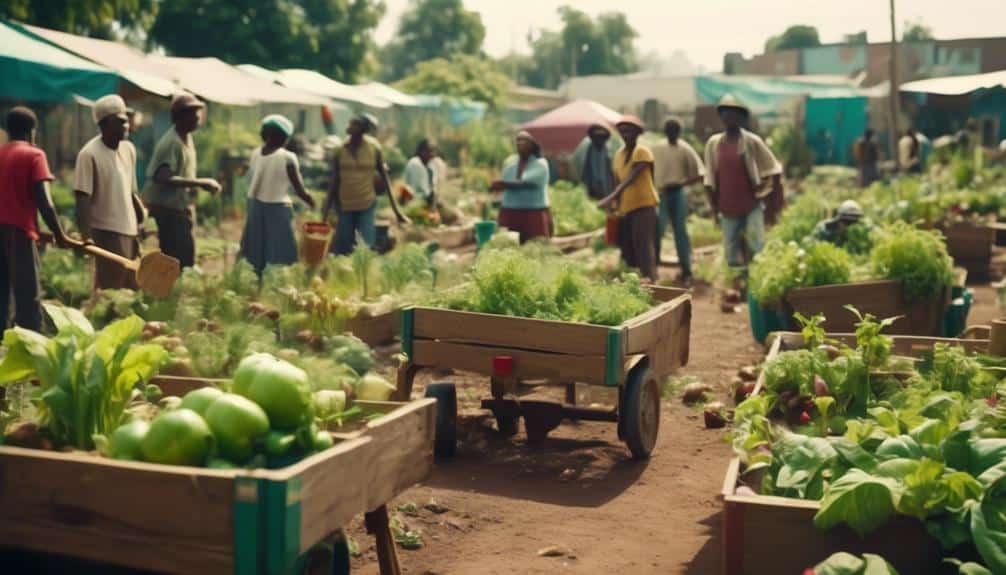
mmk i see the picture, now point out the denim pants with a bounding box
[721,202,765,269]
[331,202,377,255]
[656,186,692,277]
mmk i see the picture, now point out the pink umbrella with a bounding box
[521,99,622,155]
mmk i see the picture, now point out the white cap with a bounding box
[92,94,131,125]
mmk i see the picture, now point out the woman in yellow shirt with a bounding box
[599,115,660,281]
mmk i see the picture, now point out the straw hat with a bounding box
[615,114,645,132]
[716,94,750,116]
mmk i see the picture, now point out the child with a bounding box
[239,115,316,275]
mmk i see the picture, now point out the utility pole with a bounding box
[888,0,901,169]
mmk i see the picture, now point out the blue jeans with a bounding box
[331,203,377,255]
[721,202,765,269]
[656,186,692,277]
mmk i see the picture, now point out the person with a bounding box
[581,124,614,200]
[402,138,437,209]
[142,92,221,268]
[598,115,660,282]
[899,127,923,174]
[0,107,78,331]
[813,200,872,249]
[652,117,704,282]
[703,94,782,273]
[323,114,407,255]
[239,115,316,275]
[853,128,879,188]
[491,131,552,244]
[74,94,146,291]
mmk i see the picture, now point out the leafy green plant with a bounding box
[549,181,606,236]
[0,305,168,449]
[869,222,953,302]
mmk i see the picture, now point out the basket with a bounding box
[301,221,332,266]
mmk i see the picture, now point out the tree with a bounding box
[394,54,511,110]
[765,25,821,52]
[519,6,639,89]
[380,0,485,81]
[149,0,384,82]
[0,0,155,39]
[902,19,933,42]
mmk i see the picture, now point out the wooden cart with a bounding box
[941,222,997,279]
[722,332,990,575]
[395,286,691,458]
[0,377,435,575]
[346,309,401,348]
[550,229,604,253]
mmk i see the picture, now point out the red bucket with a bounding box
[605,215,620,246]
[301,221,333,266]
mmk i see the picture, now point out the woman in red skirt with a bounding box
[491,131,551,243]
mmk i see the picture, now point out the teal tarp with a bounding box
[696,75,874,116]
[804,97,868,166]
[0,21,118,102]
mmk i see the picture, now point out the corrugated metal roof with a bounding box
[900,71,1006,96]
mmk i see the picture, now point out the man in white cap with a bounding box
[74,94,146,290]
[703,94,782,273]
[142,92,221,268]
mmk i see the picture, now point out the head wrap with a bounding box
[262,114,294,137]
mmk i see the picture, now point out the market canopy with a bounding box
[151,57,331,107]
[238,64,349,111]
[901,71,1006,96]
[22,23,178,97]
[276,69,392,109]
[521,99,622,154]
[695,75,885,116]
[0,20,118,102]
[357,82,423,107]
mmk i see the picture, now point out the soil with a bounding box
[347,281,1002,575]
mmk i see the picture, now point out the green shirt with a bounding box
[143,128,197,211]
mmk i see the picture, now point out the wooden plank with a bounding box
[412,340,607,385]
[151,375,228,397]
[412,307,609,356]
[647,285,689,304]
[428,224,475,249]
[773,331,990,356]
[0,447,237,575]
[551,229,603,252]
[623,294,692,377]
[359,398,435,511]
[347,309,401,347]
[785,280,946,336]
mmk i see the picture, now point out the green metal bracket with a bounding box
[605,328,622,387]
[264,477,302,575]
[401,307,415,357]
[234,476,264,575]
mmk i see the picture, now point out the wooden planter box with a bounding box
[551,229,603,253]
[784,280,949,336]
[0,396,435,575]
[425,223,475,249]
[941,223,996,278]
[401,286,691,388]
[722,332,990,575]
[346,308,401,347]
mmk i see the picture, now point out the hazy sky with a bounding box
[375,0,1006,71]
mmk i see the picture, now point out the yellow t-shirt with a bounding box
[614,144,659,215]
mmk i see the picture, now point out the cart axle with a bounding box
[481,399,617,443]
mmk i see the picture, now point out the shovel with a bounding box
[83,244,181,299]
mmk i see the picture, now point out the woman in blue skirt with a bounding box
[240,114,316,275]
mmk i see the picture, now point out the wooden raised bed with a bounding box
[722,332,990,575]
[941,223,997,278]
[0,388,435,575]
[551,228,603,253]
[397,286,691,458]
[784,279,950,336]
[346,308,401,347]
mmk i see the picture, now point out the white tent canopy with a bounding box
[901,71,1006,96]
[276,69,392,109]
[357,82,421,107]
[151,57,331,106]
[238,64,349,111]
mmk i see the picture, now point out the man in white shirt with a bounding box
[652,117,704,281]
[74,94,146,290]
[403,138,437,209]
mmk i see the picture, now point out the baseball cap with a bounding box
[171,92,205,114]
[92,94,131,124]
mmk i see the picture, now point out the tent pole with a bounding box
[888,0,901,169]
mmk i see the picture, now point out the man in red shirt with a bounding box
[0,107,77,331]
[703,95,782,273]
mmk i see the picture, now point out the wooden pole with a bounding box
[888,0,901,169]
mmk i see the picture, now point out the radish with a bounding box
[817,344,841,360]
[682,381,711,405]
[704,402,727,429]
[799,411,812,425]
[813,375,830,397]
[738,366,759,382]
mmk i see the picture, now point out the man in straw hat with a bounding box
[142,92,222,269]
[598,114,660,281]
[581,124,615,200]
[74,94,147,290]
[0,106,79,330]
[703,94,782,273]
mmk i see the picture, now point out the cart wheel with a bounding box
[425,382,458,458]
[622,364,660,459]
[331,534,351,575]
[495,413,519,436]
